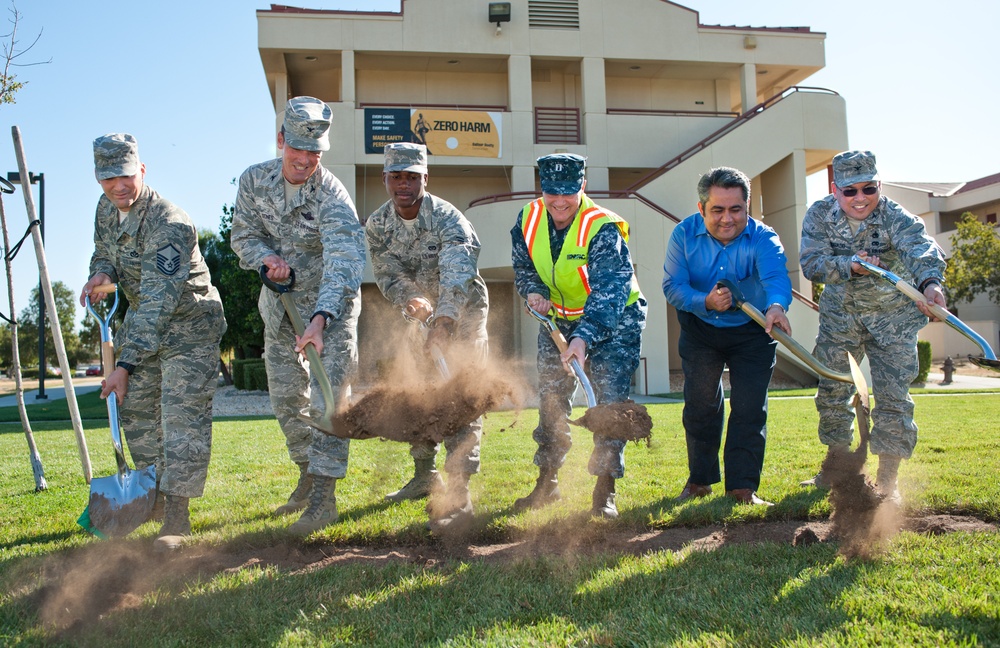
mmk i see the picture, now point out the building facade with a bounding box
[257,0,850,393]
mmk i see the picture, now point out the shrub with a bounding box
[915,340,932,384]
[247,363,270,392]
[231,358,265,391]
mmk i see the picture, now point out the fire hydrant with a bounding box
[942,356,955,384]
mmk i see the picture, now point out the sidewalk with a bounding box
[0,378,103,408]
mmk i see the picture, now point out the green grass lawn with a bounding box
[2,393,999,646]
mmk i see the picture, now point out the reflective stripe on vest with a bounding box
[520,195,640,320]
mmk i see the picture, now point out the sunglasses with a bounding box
[840,185,879,197]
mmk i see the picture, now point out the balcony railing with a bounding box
[534,106,581,144]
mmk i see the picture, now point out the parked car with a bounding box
[85,365,102,376]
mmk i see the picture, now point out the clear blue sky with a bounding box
[2,0,998,337]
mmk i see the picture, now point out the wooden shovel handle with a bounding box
[92,283,117,294]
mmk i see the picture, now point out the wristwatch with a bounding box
[766,303,785,313]
[311,310,333,327]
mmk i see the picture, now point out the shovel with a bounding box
[716,279,869,394]
[524,301,597,407]
[258,266,340,433]
[401,306,451,380]
[523,301,652,442]
[78,284,157,538]
[851,255,1000,372]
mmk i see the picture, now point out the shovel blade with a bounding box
[969,356,1000,373]
[84,465,157,538]
[297,412,337,435]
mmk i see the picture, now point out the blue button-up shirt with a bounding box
[662,212,792,328]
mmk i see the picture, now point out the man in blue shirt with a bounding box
[662,167,792,506]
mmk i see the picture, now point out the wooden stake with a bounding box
[10,126,92,484]
[0,178,47,491]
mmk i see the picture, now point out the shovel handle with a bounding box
[716,280,857,386]
[259,266,339,422]
[524,301,597,407]
[853,256,999,362]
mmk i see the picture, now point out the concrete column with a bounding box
[740,63,757,113]
[341,50,355,104]
[581,57,607,161]
[274,73,289,112]
[759,150,809,292]
[512,165,536,193]
[508,55,532,113]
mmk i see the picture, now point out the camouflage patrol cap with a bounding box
[93,133,141,181]
[537,153,586,195]
[384,142,428,174]
[833,150,879,188]
[282,96,332,152]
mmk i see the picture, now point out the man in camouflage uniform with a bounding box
[81,133,226,550]
[365,142,489,532]
[800,150,947,502]
[662,167,792,507]
[231,96,366,535]
[511,153,646,519]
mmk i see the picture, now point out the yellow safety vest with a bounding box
[520,195,641,320]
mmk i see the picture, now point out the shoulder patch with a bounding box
[156,244,181,276]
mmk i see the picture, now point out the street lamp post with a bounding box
[6,171,47,400]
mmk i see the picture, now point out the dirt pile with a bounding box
[821,396,903,558]
[569,400,652,444]
[334,365,520,443]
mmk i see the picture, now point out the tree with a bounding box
[944,212,1000,306]
[77,312,100,361]
[15,281,83,369]
[1,3,49,105]
[200,198,264,359]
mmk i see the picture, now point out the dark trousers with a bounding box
[678,311,776,492]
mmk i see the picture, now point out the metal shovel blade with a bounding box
[852,255,1000,372]
[81,289,157,537]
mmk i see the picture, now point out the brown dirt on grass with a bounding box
[821,395,904,558]
[569,400,653,444]
[24,513,995,638]
[333,364,520,443]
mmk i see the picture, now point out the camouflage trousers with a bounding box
[263,297,359,478]
[120,315,224,499]
[408,331,489,476]
[814,313,919,458]
[532,302,645,479]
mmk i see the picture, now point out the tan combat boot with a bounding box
[153,495,191,552]
[591,475,618,519]
[274,462,312,516]
[428,473,474,533]
[800,444,850,488]
[512,467,560,512]
[288,476,338,536]
[876,454,902,505]
[385,457,443,502]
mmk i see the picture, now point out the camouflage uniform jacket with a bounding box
[230,158,366,330]
[89,184,224,368]
[511,204,639,346]
[365,193,488,327]
[800,194,946,337]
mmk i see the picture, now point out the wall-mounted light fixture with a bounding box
[489,2,511,35]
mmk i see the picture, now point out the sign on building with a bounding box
[365,108,501,158]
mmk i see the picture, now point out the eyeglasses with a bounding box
[839,185,879,197]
